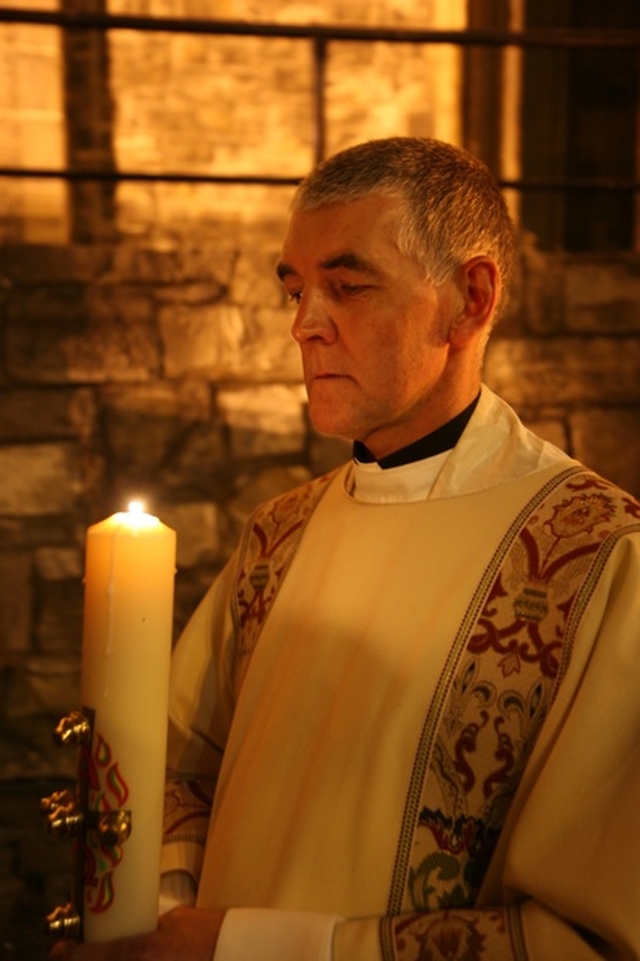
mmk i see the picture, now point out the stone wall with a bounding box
[1,235,640,957]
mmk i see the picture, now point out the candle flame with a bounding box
[127,500,145,515]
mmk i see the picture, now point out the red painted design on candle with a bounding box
[106,763,130,808]
[92,872,115,914]
[84,728,131,915]
[95,733,111,769]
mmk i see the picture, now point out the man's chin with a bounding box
[308,409,355,442]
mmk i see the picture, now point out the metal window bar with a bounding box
[1,8,640,192]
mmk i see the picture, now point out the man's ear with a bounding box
[448,256,500,349]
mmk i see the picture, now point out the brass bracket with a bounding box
[41,789,132,847]
[44,903,82,939]
[53,710,91,747]
[41,708,134,940]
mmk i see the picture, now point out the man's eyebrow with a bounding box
[320,252,380,275]
[276,252,381,281]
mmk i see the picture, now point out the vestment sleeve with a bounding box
[161,556,238,887]
[215,908,342,961]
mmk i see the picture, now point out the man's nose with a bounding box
[291,290,337,344]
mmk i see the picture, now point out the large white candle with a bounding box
[80,503,176,942]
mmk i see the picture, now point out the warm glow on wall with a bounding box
[0,2,67,242]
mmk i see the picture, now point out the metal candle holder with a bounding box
[40,708,132,940]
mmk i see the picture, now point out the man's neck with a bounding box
[353,393,480,469]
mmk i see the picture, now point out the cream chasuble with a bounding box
[163,388,640,961]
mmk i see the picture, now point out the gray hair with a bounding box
[293,137,517,312]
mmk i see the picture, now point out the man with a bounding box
[52,138,640,961]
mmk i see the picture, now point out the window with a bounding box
[1,1,638,251]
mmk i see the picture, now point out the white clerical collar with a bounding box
[344,386,573,505]
[347,449,451,504]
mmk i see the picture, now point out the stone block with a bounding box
[34,547,83,582]
[6,285,159,384]
[0,552,32,654]
[0,666,77,779]
[239,307,303,381]
[156,282,228,306]
[23,656,81,717]
[325,38,459,154]
[519,417,569,454]
[159,302,244,377]
[564,258,640,333]
[158,501,221,569]
[0,515,82,553]
[116,181,294,247]
[105,246,183,284]
[516,237,564,335]
[485,336,640,409]
[570,408,640,497]
[230,249,283,309]
[110,32,312,177]
[0,388,96,443]
[15,827,73,882]
[103,379,212,422]
[174,569,220,639]
[107,246,236,287]
[154,422,228,499]
[228,465,312,531]
[102,382,212,475]
[34,581,83,658]
[173,247,237,286]
[217,384,306,457]
[309,432,352,475]
[0,245,109,285]
[161,300,299,382]
[0,444,81,516]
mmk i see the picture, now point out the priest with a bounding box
[52,137,640,961]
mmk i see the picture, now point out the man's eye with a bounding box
[287,290,303,304]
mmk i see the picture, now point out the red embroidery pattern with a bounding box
[222,464,637,961]
[163,775,217,847]
[468,482,620,681]
[386,906,525,961]
[230,469,337,698]
[396,471,640,937]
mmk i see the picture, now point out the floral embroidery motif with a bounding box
[548,491,616,538]
[391,909,509,961]
[399,471,640,928]
[230,469,336,697]
[163,775,217,847]
[222,464,638,961]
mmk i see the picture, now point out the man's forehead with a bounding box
[291,190,400,225]
[278,195,402,275]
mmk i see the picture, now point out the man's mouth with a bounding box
[310,371,345,381]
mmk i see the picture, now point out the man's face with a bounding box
[277,193,461,458]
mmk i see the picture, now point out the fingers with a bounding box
[46,908,224,961]
[48,941,76,961]
[48,934,150,961]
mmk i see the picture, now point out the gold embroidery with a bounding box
[391,469,640,925]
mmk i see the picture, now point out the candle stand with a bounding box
[40,708,132,940]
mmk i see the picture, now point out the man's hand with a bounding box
[48,906,225,961]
